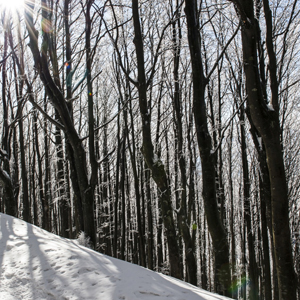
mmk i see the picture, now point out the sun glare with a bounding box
[0,0,25,13]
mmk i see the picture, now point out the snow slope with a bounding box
[0,213,232,300]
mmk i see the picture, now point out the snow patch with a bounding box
[267,103,275,111]
[0,213,233,300]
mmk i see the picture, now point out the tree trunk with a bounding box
[145,165,154,270]
[126,113,146,267]
[247,109,273,300]
[240,106,259,300]
[43,98,51,231]
[229,0,297,297]
[24,0,96,246]
[171,3,197,284]
[0,25,17,217]
[184,0,231,294]
[54,113,69,238]
[131,0,181,279]
[228,125,237,298]
[13,54,30,223]
[114,98,122,258]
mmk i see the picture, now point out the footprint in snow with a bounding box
[4,272,14,279]
[139,291,160,297]
[78,267,95,274]
[15,241,25,247]
[68,255,79,260]
[6,244,14,251]
[110,277,121,283]
[45,249,55,253]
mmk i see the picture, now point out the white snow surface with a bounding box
[0,213,233,300]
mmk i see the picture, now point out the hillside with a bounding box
[0,213,233,300]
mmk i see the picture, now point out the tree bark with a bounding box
[131,0,181,279]
[228,0,297,297]
[240,106,259,300]
[24,0,96,246]
[171,3,197,284]
[64,0,84,235]
[247,108,273,300]
[184,0,231,294]
[0,25,17,217]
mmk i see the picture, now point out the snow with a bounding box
[257,136,262,150]
[153,153,159,163]
[0,213,233,300]
[267,103,275,111]
[0,169,11,181]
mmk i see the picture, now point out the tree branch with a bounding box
[206,20,241,80]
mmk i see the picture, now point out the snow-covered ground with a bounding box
[0,213,232,300]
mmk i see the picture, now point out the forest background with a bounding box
[0,0,299,299]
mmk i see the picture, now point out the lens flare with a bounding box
[41,18,53,33]
[228,276,249,295]
[0,0,25,13]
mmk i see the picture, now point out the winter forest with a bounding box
[0,0,299,299]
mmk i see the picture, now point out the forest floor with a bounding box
[0,213,232,300]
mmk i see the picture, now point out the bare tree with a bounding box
[227,0,297,298]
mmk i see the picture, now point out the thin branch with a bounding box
[146,0,185,87]
[97,147,116,164]
[82,95,135,141]
[206,20,241,80]
[0,52,13,66]
[7,28,65,131]
[26,93,65,130]
[211,96,247,154]
[279,79,300,96]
